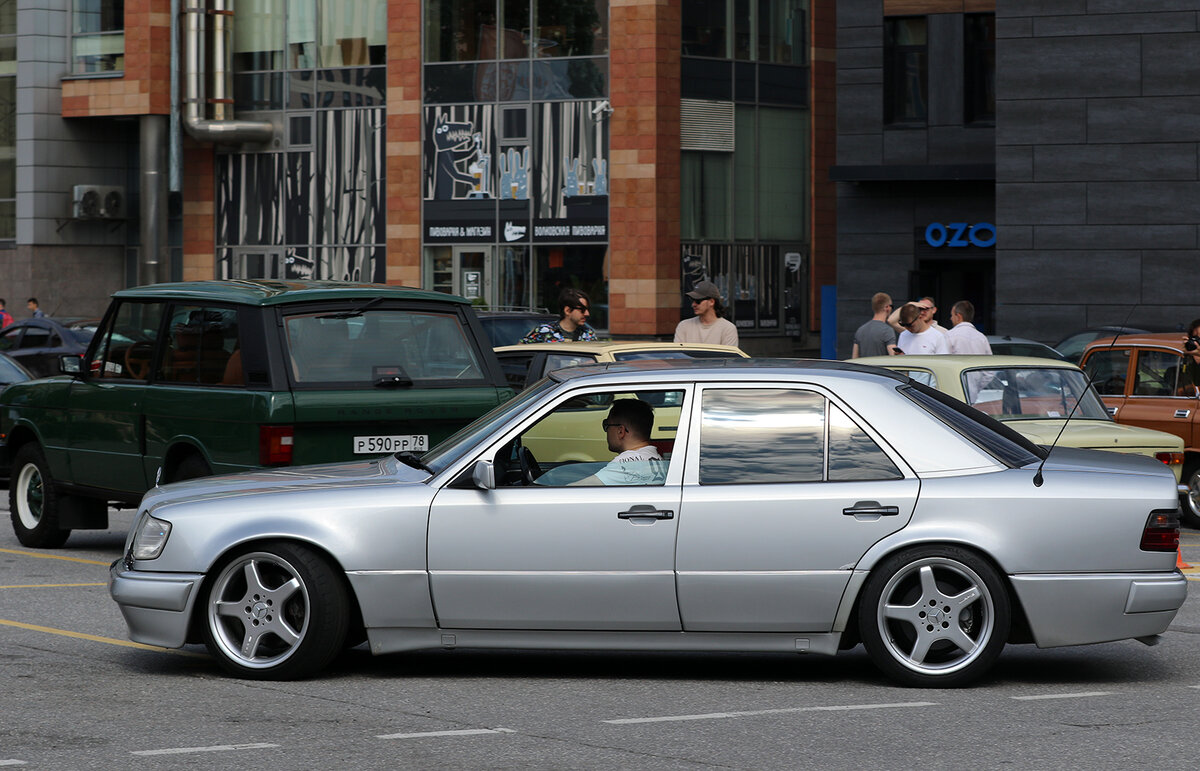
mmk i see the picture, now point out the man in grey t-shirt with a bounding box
[851,292,897,358]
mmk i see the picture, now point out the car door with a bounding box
[66,300,166,494]
[1081,347,1132,419]
[1120,347,1194,447]
[675,384,919,632]
[427,384,690,630]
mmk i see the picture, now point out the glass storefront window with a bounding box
[681,152,731,241]
[72,0,124,74]
[534,245,608,331]
[884,16,928,125]
[757,106,806,241]
[758,0,803,64]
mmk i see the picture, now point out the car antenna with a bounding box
[1032,305,1139,487]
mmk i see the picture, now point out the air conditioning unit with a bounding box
[73,185,126,220]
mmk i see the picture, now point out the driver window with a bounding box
[1133,350,1181,397]
[89,301,166,380]
[493,389,683,487]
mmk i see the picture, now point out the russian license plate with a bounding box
[353,435,428,454]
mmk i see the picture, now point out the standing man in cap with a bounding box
[674,280,739,347]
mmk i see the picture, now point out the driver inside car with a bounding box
[571,398,665,486]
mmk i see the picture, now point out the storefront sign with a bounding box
[925,222,996,248]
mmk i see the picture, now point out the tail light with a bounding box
[1140,509,1180,552]
[259,425,294,466]
[1155,451,1184,469]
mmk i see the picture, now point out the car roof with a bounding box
[1082,332,1188,352]
[986,335,1051,346]
[474,307,553,318]
[494,341,748,356]
[546,357,910,385]
[112,280,468,307]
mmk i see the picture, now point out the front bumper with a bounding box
[1010,570,1187,648]
[109,560,204,649]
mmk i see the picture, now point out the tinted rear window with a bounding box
[284,309,485,385]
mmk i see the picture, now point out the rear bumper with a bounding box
[109,560,204,649]
[1010,571,1186,648]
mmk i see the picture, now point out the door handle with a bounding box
[1174,409,1191,419]
[1105,407,1118,417]
[842,501,900,517]
[618,505,674,520]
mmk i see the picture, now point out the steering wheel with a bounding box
[124,342,155,380]
[518,446,542,485]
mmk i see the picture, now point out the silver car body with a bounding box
[110,360,1185,681]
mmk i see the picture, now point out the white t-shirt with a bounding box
[594,444,665,486]
[674,316,739,346]
[945,322,992,355]
[897,327,949,355]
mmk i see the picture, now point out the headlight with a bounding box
[131,515,172,560]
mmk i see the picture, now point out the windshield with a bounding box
[283,309,485,385]
[612,350,743,361]
[961,367,1110,421]
[421,377,557,474]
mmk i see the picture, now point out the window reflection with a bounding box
[700,388,824,484]
[827,404,901,481]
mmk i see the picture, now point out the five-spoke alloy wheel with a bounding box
[203,542,349,680]
[859,545,1010,687]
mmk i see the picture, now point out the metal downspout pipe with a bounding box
[139,116,170,285]
[181,0,274,143]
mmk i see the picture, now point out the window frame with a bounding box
[883,16,928,127]
[70,0,126,76]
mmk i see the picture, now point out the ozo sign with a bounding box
[925,222,996,248]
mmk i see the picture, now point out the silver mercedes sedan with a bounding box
[110,360,1186,687]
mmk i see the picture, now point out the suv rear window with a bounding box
[284,309,485,385]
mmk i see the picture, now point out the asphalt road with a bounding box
[3,506,1200,769]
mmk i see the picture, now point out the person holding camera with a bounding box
[1181,318,1200,394]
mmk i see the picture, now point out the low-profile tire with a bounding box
[1181,460,1200,529]
[203,541,349,680]
[9,443,69,549]
[170,453,212,484]
[858,545,1010,688]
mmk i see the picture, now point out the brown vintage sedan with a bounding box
[1081,333,1200,525]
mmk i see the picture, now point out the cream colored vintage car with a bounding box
[852,355,1185,484]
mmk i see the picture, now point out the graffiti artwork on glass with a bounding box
[497,147,530,200]
[424,107,496,201]
[532,100,608,241]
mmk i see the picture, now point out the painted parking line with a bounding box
[0,618,205,657]
[0,760,26,766]
[603,701,937,725]
[132,743,279,756]
[0,547,109,566]
[0,583,107,589]
[1011,691,1113,701]
[377,728,516,740]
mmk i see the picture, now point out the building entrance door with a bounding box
[429,246,493,304]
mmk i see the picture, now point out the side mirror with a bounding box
[59,354,82,376]
[1187,385,1200,399]
[471,459,495,490]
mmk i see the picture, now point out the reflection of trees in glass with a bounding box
[535,0,604,57]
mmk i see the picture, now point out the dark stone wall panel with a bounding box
[882,128,928,165]
[995,99,1086,145]
[1035,225,1197,251]
[997,1,1086,17]
[1143,251,1200,304]
[1087,97,1200,143]
[998,250,1141,304]
[996,146,1033,182]
[838,84,882,135]
[1033,12,1196,37]
[1034,144,1199,182]
[1142,33,1200,96]
[997,37,1141,99]
[996,182,1086,225]
[837,132,883,166]
[1086,181,1200,224]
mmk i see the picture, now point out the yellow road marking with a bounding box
[0,582,107,589]
[0,617,205,657]
[0,547,109,566]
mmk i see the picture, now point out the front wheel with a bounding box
[859,545,1010,688]
[203,542,349,680]
[9,443,69,548]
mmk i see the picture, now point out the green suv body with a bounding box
[3,280,513,547]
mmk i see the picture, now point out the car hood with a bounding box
[140,456,430,511]
[1006,419,1183,450]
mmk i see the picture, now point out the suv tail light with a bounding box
[1140,509,1180,552]
[1155,451,1184,469]
[259,425,294,466]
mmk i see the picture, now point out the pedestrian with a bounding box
[888,297,943,335]
[674,280,739,347]
[26,298,44,318]
[921,296,947,334]
[851,292,898,358]
[0,299,12,329]
[1180,318,1200,394]
[520,287,598,343]
[945,300,992,354]
[896,302,949,355]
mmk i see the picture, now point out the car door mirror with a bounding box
[471,459,495,490]
[59,354,82,376]
[1186,384,1200,399]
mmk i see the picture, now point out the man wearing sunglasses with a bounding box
[674,280,739,347]
[896,301,948,355]
[520,287,598,343]
[573,398,665,486]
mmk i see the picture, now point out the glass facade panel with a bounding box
[733,106,755,239]
[234,0,285,71]
[757,107,806,240]
[681,152,731,241]
[500,0,531,58]
[531,57,606,100]
[425,0,498,62]
[0,22,11,239]
[964,14,995,124]
[234,73,284,112]
[73,0,124,73]
[318,0,387,66]
[682,0,728,58]
[757,0,803,64]
[425,62,489,103]
[534,245,608,330]
[533,0,608,57]
[884,17,928,124]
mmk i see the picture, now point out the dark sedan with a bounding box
[0,317,96,378]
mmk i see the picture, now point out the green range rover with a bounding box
[2,280,514,547]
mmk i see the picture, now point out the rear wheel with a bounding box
[203,542,349,680]
[9,443,69,548]
[859,545,1010,688]
[1181,459,1200,529]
